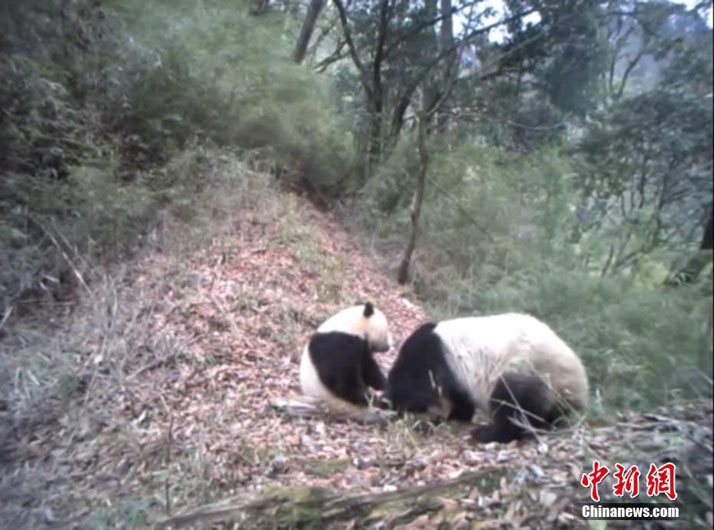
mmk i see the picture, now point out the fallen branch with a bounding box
[271,396,395,425]
[158,467,502,529]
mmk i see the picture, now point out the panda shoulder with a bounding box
[495,313,558,337]
[512,313,567,340]
[316,306,362,336]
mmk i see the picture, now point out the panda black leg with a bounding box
[447,389,476,422]
[361,350,387,391]
[309,332,376,407]
[472,423,514,443]
[442,365,476,421]
[326,371,370,406]
[471,373,553,444]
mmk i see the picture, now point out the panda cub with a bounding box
[386,313,589,443]
[300,303,393,412]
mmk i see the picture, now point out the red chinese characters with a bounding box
[613,464,641,498]
[581,460,610,502]
[580,461,678,502]
[646,463,677,501]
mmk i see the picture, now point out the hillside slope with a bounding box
[0,157,710,529]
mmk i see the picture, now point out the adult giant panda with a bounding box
[386,313,588,443]
[300,303,393,413]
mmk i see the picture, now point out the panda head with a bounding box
[318,302,393,352]
[385,322,445,415]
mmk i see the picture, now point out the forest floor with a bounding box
[0,161,711,529]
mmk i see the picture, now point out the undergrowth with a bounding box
[1,0,355,317]
[0,149,302,528]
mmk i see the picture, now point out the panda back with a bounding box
[508,314,589,410]
[434,316,527,409]
[434,313,587,411]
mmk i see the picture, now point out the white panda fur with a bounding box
[386,313,588,443]
[299,303,393,414]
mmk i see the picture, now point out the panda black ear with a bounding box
[363,302,374,318]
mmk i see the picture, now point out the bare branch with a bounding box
[332,0,374,99]
[383,0,481,58]
[614,48,645,100]
[159,464,497,529]
[313,40,347,72]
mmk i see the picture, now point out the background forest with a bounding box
[1,0,712,437]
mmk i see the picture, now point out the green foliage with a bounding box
[103,0,355,190]
[87,497,151,529]
[497,0,608,117]
[539,2,608,115]
[440,260,712,412]
[358,133,420,215]
[357,134,711,412]
[1,0,356,311]
[359,139,574,281]
[573,87,713,274]
[0,54,86,178]
[0,150,221,310]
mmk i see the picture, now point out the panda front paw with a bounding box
[471,423,499,443]
[370,393,392,410]
[412,418,442,436]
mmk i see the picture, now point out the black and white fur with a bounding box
[300,303,393,412]
[386,313,589,443]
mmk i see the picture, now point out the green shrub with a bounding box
[1,0,356,311]
[103,0,355,191]
[428,259,712,413]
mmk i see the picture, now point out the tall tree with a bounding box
[329,0,546,171]
[397,73,460,284]
[435,0,455,131]
[293,0,325,63]
[574,6,713,276]
[669,205,713,285]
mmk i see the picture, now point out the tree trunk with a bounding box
[397,112,428,284]
[390,93,411,141]
[701,208,713,251]
[367,101,383,172]
[422,0,440,126]
[439,0,454,51]
[248,0,270,16]
[293,0,325,64]
[365,0,389,172]
[436,0,455,132]
[668,207,713,285]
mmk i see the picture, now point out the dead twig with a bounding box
[30,216,92,296]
